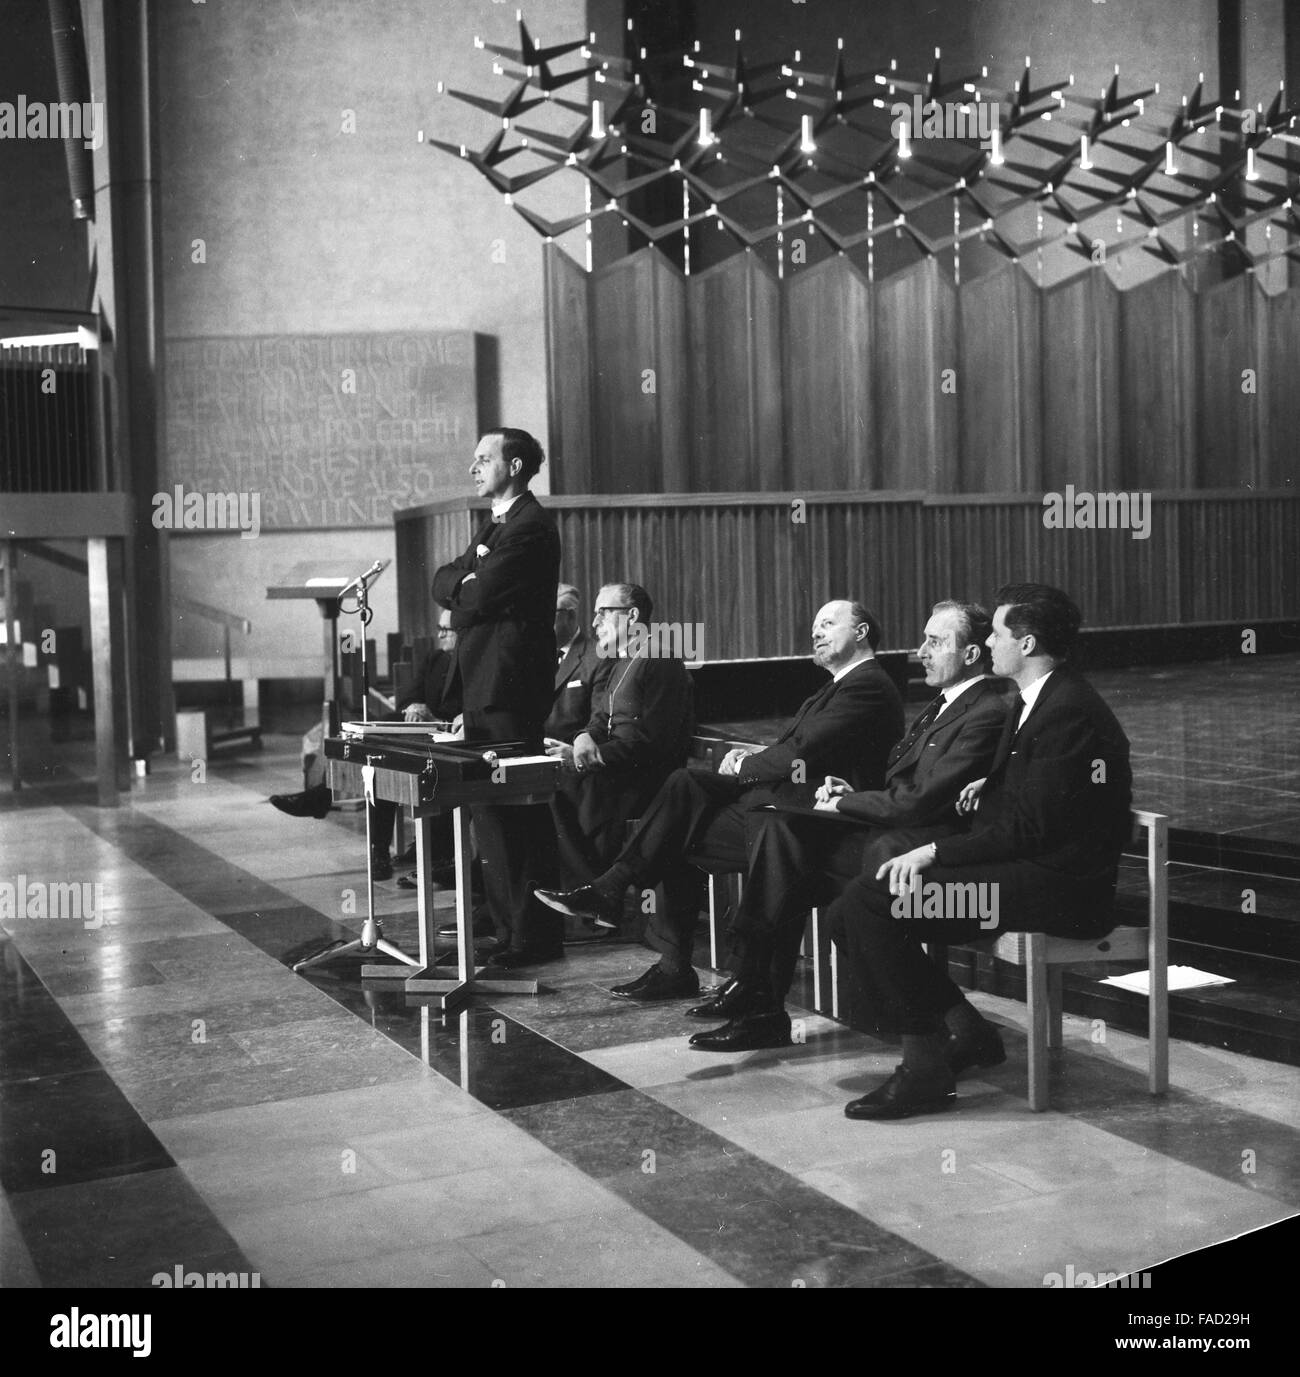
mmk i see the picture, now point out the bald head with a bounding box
[811,600,880,672]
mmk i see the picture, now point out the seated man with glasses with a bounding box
[548,583,694,916]
[536,599,904,1001]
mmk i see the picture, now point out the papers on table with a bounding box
[341,722,459,740]
[1100,966,1235,994]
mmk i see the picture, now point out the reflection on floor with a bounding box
[2,657,1299,1288]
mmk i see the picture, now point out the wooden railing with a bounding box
[395,490,1300,659]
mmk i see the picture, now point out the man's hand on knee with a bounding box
[875,844,937,897]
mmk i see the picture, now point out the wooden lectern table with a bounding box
[324,731,560,1007]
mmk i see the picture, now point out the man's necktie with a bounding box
[897,693,945,754]
[989,693,1025,775]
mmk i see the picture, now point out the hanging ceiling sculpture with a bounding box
[425,12,1300,279]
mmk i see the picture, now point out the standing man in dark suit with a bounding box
[431,428,562,967]
[827,583,1133,1121]
[544,584,601,745]
[548,582,694,892]
[688,600,1011,1051]
[536,600,905,1000]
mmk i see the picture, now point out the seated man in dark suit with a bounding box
[688,600,1011,1051]
[549,582,694,894]
[544,583,601,747]
[827,583,1133,1121]
[536,600,905,1001]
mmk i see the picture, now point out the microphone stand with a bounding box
[293,560,422,975]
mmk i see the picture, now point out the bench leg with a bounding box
[707,874,720,971]
[1047,968,1064,1049]
[1026,933,1049,1111]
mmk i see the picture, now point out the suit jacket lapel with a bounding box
[555,634,585,689]
[777,675,838,743]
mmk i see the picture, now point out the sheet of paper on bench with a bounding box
[341,723,459,740]
[1101,965,1235,994]
[305,577,350,587]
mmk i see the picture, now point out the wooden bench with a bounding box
[686,733,1170,1112]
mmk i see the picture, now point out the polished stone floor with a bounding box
[1,656,1298,1291]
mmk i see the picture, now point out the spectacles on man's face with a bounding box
[593,605,632,619]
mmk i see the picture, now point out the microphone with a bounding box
[337,559,387,600]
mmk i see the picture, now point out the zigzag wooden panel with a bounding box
[1040,272,1122,495]
[544,244,593,493]
[873,259,960,490]
[1261,288,1300,490]
[687,254,784,491]
[1118,273,1196,491]
[956,264,1035,492]
[589,248,688,492]
[1197,276,1258,488]
[783,256,875,490]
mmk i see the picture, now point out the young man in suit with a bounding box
[536,599,905,1000]
[827,583,1133,1121]
[688,600,1011,1051]
[431,428,562,967]
[548,582,694,893]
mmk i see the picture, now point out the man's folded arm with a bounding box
[431,523,556,622]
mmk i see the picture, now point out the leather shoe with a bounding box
[482,946,564,970]
[684,977,766,1020]
[269,785,332,819]
[534,884,622,928]
[610,965,699,1001]
[844,1065,957,1121]
[689,1010,792,1051]
[947,1021,1007,1076]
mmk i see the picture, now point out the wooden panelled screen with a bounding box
[545,245,1300,495]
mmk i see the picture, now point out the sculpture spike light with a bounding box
[431,17,1298,281]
